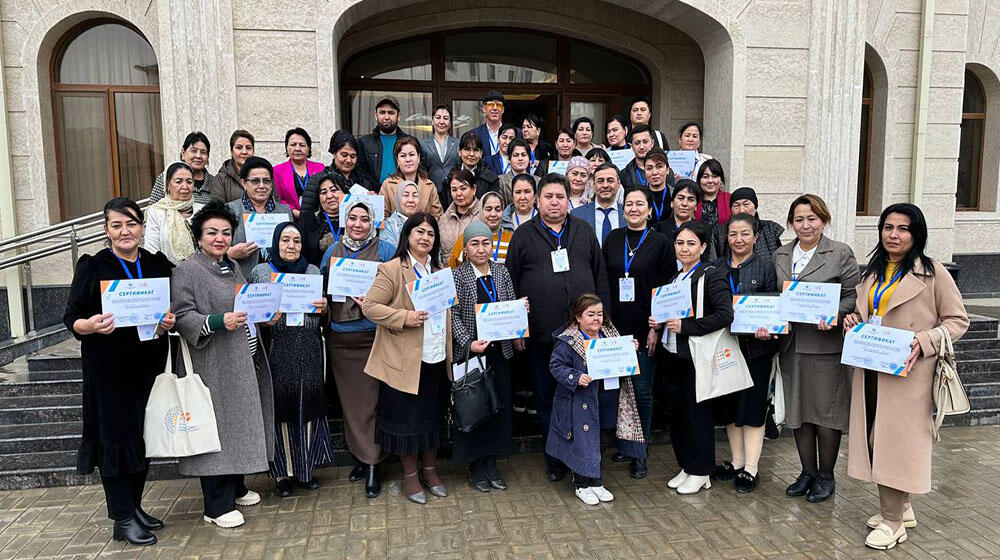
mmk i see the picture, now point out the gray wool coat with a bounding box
[171,251,276,476]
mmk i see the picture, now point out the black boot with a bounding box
[349,462,366,482]
[545,456,566,482]
[274,479,293,498]
[611,452,630,463]
[133,508,164,531]
[785,469,817,497]
[806,471,835,503]
[469,458,491,492]
[484,455,507,490]
[112,517,156,546]
[364,464,381,498]
[629,458,648,479]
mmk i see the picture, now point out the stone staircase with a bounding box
[0,315,997,490]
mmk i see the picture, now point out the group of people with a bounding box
[64,89,969,553]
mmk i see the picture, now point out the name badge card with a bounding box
[779,280,841,326]
[406,268,457,317]
[234,283,283,323]
[327,257,380,297]
[100,278,171,328]
[547,161,569,175]
[475,300,530,341]
[339,193,386,227]
[609,149,635,170]
[270,273,323,314]
[619,277,635,302]
[650,279,693,323]
[667,150,698,179]
[841,323,915,377]
[551,248,570,273]
[243,213,287,248]
[585,336,639,380]
[731,295,788,335]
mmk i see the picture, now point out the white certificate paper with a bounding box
[243,213,287,248]
[327,257,379,297]
[731,295,788,334]
[234,283,283,323]
[339,193,385,226]
[475,300,529,341]
[779,280,841,326]
[667,150,698,179]
[547,161,569,175]
[406,268,457,316]
[585,336,639,380]
[270,273,323,314]
[608,149,635,170]
[650,279,693,323]
[100,278,170,328]
[841,323,915,376]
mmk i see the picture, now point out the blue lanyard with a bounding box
[579,328,602,340]
[345,240,371,260]
[502,158,510,174]
[651,187,668,220]
[635,168,648,187]
[488,133,499,155]
[294,170,310,193]
[681,261,702,281]
[413,259,431,279]
[268,261,279,273]
[116,255,141,279]
[543,222,566,249]
[323,213,341,244]
[727,260,740,294]
[623,228,649,277]
[873,267,904,314]
[478,276,497,302]
[514,208,535,227]
[492,231,501,261]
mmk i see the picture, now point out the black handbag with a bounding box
[450,344,501,433]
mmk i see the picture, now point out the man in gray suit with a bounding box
[571,162,625,247]
[420,104,460,206]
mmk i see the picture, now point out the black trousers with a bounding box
[101,469,148,520]
[528,340,563,469]
[199,474,249,518]
[666,356,715,476]
[573,472,603,489]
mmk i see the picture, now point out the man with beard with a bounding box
[358,95,421,188]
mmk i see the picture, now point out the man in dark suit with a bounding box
[571,162,625,247]
[473,90,509,176]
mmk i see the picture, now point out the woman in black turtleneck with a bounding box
[601,188,674,479]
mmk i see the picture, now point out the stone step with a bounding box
[957,349,1000,361]
[0,395,81,425]
[955,338,1000,351]
[959,370,1000,385]
[27,370,83,382]
[967,316,999,331]
[967,383,1000,398]
[0,422,81,454]
[0,379,81,398]
[970,395,1000,410]
[957,358,1000,374]
[0,459,180,492]
[26,355,81,373]
[942,408,1000,427]
[962,329,1000,340]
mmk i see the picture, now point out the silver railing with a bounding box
[0,199,150,337]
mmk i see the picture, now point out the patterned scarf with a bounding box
[241,191,275,213]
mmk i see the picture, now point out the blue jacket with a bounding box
[570,202,625,245]
[546,327,604,478]
[473,123,515,176]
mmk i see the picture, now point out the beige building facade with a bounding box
[0,0,998,278]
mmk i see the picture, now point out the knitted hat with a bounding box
[566,156,590,175]
[463,221,492,246]
[730,187,759,208]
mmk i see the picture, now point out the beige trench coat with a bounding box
[846,260,969,494]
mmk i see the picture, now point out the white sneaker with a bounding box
[867,505,917,529]
[203,510,245,528]
[590,485,614,502]
[865,523,907,550]
[677,474,711,494]
[235,489,261,506]
[667,469,689,489]
[575,487,600,506]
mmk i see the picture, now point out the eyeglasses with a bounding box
[484,101,504,110]
[246,177,273,186]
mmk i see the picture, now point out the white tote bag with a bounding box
[687,273,754,403]
[144,336,222,458]
[769,354,785,426]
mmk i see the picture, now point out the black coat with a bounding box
[299,209,338,267]
[711,253,779,360]
[711,217,785,263]
[63,248,173,476]
[505,214,611,343]
[299,164,373,215]
[673,264,734,361]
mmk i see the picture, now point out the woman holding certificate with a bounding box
[450,222,522,492]
[248,223,332,498]
[225,156,294,278]
[172,201,275,529]
[772,194,860,503]
[362,213,452,505]
[842,203,968,550]
[710,213,778,493]
[321,198,395,498]
[64,198,175,546]
[601,188,674,478]
[654,221,734,495]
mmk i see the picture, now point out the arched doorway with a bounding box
[50,19,164,219]
[340,28,654,144]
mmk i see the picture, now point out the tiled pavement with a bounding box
[2,427,1000,560]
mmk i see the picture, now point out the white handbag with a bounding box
[144,336,222,458]
[687,272,754,403]
[769,353,785,426]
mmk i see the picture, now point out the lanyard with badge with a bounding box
[619,228,649,302]
[323,213,341,245]
[414,261,445,334]
[116,255,142,279]
[869,267,904,326]
[514,208,535,228]
[635,168,648,187]
[727,259,740,294]
[651,188,668,221]
[544,222,570,273]
[492,231,501,262]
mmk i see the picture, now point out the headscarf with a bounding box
[150,167,196,261]
[341,199,378,252]
[566,156,590,175]
[396,180,421,217]
[267,222,309,273]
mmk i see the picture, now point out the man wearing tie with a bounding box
[571,163,625,246]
